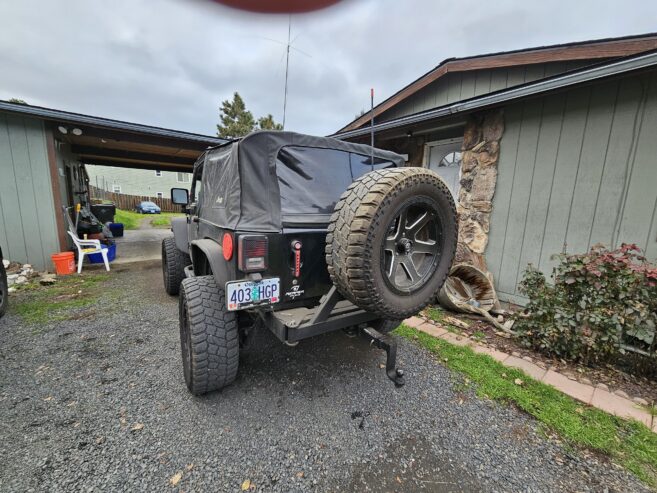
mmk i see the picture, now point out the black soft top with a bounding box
[196,131,405,232]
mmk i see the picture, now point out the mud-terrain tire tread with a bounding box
[0,261,7,318]
[179,276,239,395]
[326,167,457,319]
[162,237,190,296]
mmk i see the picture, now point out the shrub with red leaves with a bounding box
[515,244,657,365]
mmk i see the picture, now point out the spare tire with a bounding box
[326,167,457,320]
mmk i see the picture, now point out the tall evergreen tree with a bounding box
[258,114,283,131]
[216,92,256,138]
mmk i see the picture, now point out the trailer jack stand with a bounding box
[361,327,405,387]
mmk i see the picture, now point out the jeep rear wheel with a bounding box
[179,276,239,395]
[162,237,189,296]
[326,167,457,320]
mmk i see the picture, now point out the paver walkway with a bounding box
[405,316,657,433]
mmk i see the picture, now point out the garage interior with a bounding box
[0,100,224,269]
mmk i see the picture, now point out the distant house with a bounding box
[334,33,657,304]
[86,165,192,199]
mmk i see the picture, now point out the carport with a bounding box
[0,100,224,269]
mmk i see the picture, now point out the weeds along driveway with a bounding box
[0,261,651,492]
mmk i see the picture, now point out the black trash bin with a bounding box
[91,203,116,224]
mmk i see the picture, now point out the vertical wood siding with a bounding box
[0,115,60,270]
[487,71,657,304]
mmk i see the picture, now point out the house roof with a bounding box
[0,100,224,145]
[0,100,225,171]
[338,32,657,133]
[332,49,657,140]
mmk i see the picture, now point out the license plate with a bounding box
[225,278,280,311]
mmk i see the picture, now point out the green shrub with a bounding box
[514,244,657,365]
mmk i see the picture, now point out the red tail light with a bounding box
[238,235,268,272]
[222,233,234,260]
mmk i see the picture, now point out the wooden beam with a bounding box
[79,157,192,172]
[44,126,68,251]
[71,145,196,165]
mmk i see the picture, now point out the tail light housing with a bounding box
[238,235,268,272]
[292,240,302,277]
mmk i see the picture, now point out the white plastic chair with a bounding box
[67,231,110,273]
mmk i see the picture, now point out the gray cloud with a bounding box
[1,0,656,136]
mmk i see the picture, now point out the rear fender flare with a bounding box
[190,239,230,286]
[170,217,189,254]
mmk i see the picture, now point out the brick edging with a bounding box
[405,316,656,433]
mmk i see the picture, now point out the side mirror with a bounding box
[171,188,189,205]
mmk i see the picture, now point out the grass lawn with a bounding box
[113,209,142,230]
[395,324,657,488]
[149,212,184,228]
[113,209,184,230]
[10,273,112,326]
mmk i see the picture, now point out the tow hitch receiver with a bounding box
[361,327,405,387]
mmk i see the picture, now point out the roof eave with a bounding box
[0,101,224,145]
[331,50,657,141]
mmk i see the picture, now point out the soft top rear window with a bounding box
[276,146,395,220]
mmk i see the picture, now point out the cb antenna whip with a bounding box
[370,87,375,169]
[282,15,292,130]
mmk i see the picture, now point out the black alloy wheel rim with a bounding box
[381,197,443,294]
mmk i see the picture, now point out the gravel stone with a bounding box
[0,261,651,492]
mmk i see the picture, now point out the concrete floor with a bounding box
[112,218,171,264]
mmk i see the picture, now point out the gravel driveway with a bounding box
[0,260,650,492]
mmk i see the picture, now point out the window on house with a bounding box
[177,172,191,183]
[112,184,121,193]
[155,170,162,177]
[425,138,463,201]
[156,192,163,199]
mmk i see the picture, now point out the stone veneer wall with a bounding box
[455,109,505,271]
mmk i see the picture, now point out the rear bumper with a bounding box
[260,286,378,343]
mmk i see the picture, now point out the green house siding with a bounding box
[487,70,657,304]
[379,61,598,123]
[0,115,60,269]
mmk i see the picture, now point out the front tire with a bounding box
[179,276,239,395]
[162,237,189,295]
[0,262,7,318]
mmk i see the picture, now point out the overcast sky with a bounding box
[1,0,656,136]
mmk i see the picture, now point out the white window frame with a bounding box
[112,184,121,193]
[155,170,162,177]
[176,172,191,183]
[422,137,463,167]
[423,137,463,201]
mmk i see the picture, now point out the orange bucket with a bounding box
[51,251,76,275]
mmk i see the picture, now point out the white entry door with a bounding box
[425,138,463,201]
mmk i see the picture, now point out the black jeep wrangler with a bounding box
[163,131,457,395]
